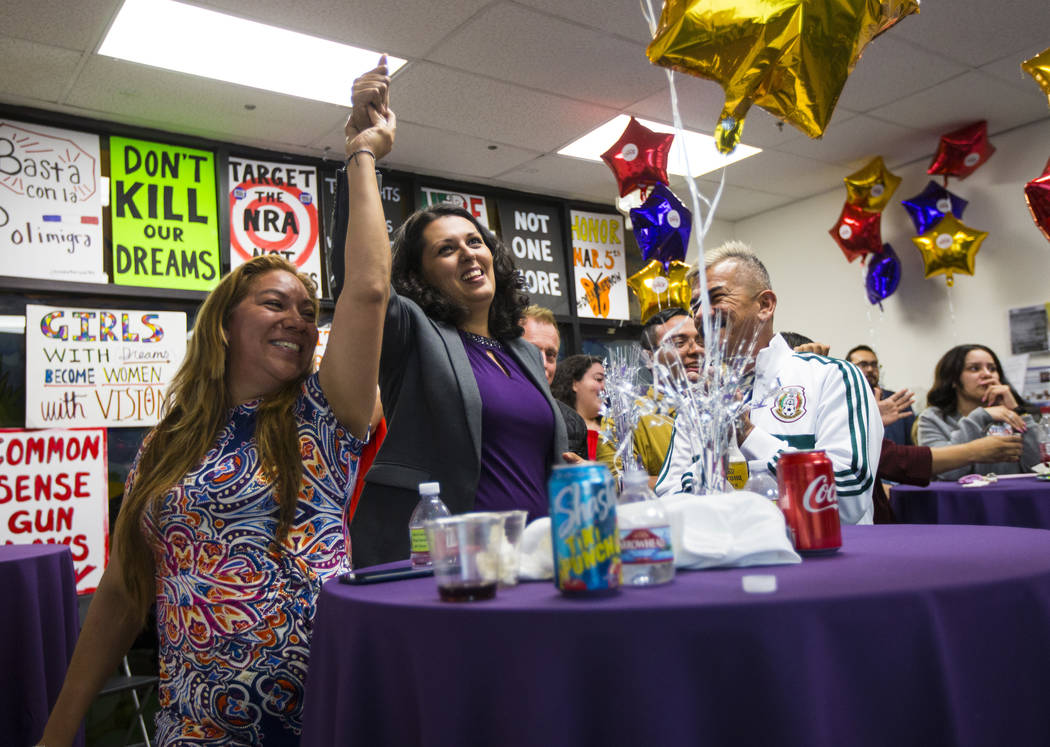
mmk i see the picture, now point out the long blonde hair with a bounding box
[114,255,320,624]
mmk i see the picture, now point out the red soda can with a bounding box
[776,450,841,554]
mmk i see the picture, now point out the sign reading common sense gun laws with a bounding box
[25,305,187,428]
[0,120,105,282]
[570,210,629,320]
[229,156,322,296]
[0,427,109,593]
[110,137,219,290]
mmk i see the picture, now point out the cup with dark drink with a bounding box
[424,513,505,601]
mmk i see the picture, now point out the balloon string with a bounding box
[947,283,958,342]
[641,0,723,347]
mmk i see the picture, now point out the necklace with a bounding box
[461,330,505,351]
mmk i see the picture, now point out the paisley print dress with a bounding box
[134,374,362,745]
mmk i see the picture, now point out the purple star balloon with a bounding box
[629,184,692,268]
[900,180,968,235]
[866,243,901,307]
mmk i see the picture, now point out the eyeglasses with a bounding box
[853,361,880,370]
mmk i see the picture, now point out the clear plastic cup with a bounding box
[483,510,528,587]
[424,513,505,602]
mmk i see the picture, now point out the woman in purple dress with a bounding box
[39,60,395,746]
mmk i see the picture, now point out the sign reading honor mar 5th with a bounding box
[230,156,322,296]
[497,201,570,316]
[0,428,109,593]
[0,120,106,282]
[25,305,187,429]
[570,210,629,321]
[110,137,219,290]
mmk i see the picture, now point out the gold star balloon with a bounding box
[646,0,919,153]
[1022,47,1050,106]
[627,260,692,323]
[910,213,987,287]
[844,156,901,211]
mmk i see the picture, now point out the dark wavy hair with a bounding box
[551,354,604,410]
[927,344,1029,414]
[641,308,689,351]
[390,203,527,339]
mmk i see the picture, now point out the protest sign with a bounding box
[110,137,219,290]
[0,427,109,593]
[418,185,490,227]
[0,119,106,282]
[569,210,629,320]
[497,200,570,315]
[25,304,187,428]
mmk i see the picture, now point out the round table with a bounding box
[0,544,83,747]
[301,524,1050,747]
[891,475,1050,528]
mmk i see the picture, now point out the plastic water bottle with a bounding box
[408,482,451,568]
[725,429,750,490]
[744,470,779,501]
[617,470,675,586]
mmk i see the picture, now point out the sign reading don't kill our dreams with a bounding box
[110,137,220,290]
[25,304,187,429]
[229,156,322,296]
[570,210,629,321]
[0,427,109,593]
[0,119,106,283]
[496,201,570,316]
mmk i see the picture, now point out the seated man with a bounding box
[597,308,701,483]
[655,242,882,525]
[846,344,916,445]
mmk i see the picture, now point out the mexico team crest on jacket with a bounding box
[771,385,806,422]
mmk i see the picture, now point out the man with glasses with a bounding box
[655,241,882,525]
[845,345,916,445]
[597,308,702,484]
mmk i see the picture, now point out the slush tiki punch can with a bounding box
[776,450,842,554]
[548,463,620,594]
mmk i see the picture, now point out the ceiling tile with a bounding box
[0,38,83,102]
[428,3,665,109]
[0,0,120,52]
[493,154,616,205]
[391,61,619,152]
[775,114,931,169]
[704,149,856,200]
[696,183,796,222]
[837,35,966,112]
[868,70,1050,135]
[890,0,1050,67]
[979,44,1050,93]
[515,0,656,45]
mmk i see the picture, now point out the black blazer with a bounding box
[349,291,569,567]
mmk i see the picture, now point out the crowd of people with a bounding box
[35,59,1049,746]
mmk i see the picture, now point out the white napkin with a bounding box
[518,491,801,581]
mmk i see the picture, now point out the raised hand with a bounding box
[982,383,1018,409]
[875,387,915,427]
[346,55,391,147]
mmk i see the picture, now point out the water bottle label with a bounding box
[620,526,673,565]
[410,527,429,553]
[727,460,749,490]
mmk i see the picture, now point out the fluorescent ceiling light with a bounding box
[558,115,761,179]
[100,0,405,106]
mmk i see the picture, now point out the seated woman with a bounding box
[39,61,395,746]
[916,343,1040,479]
[551,354,606,460]
[348,181,570,570]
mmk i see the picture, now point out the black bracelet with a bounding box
[345,149,376,167]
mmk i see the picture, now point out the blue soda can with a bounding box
[548,463,620,594]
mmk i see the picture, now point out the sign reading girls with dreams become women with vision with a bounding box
[0,119,106,282]
[25,305,187,428]
[110,136,219,290]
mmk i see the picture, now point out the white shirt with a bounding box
[655,334,882,524]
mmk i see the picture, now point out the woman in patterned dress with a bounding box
[38,59,396,746]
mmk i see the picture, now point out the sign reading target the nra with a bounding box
[228,156,323,296]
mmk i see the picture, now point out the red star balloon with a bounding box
[829,202,882,263]
[1024,157,1050,242]
[601,117,673,197]
[1021,47,1050,106]
[927,121,996,180]
[911,214,988,287]
[844,156,901,212]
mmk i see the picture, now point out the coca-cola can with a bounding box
[776,450,841,554]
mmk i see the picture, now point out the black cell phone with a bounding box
[339,566,433,584]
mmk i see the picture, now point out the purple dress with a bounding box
[461,332,554,521]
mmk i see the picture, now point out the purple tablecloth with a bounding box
[301,524,1050,747]
[891,476,1050,528]
[0,544,83,747]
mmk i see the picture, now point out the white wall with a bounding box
[709,118,1050,407]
